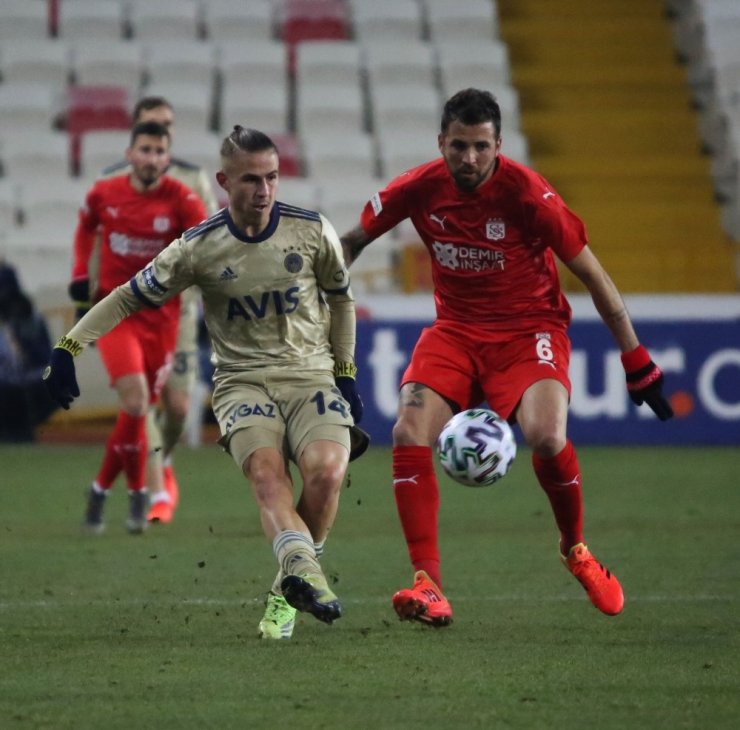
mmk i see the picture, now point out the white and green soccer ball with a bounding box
[436,408,517,487]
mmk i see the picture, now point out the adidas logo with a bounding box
[219,266,237,280]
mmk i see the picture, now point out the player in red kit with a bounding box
[341,88,673,625]
[70,121,207,533]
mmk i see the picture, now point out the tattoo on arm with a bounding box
[401,383,428,409]
[340,225,372,266]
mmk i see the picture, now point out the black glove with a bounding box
[42,337,82,410]
[68,278,90,322]
[335,376,364,424]
[621,345,673,421]
[334,361,363,423]
[349,425,370,462]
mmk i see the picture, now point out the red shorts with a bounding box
[401,320,571,421]
[97,314,177,404]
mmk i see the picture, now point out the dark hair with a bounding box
[130,120,171,145]
[220,125,278,158]
[132,96,173,121]
[441,88,502,137]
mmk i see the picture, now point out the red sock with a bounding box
[96,412,147,491]
[393,445,442,587]
[532,440,584,555]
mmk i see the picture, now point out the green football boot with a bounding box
[258,592,297,640]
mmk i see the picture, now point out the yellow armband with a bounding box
[333,361,357,379]
[55,335,84,357]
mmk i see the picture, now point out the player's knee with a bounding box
[164,392,190,422]
[526,428,565,458]
[306,461,346,495]
[392,417,427,447]
[120,395,149,417]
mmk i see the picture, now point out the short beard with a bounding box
[452,171,483,191]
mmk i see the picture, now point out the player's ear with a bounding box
[215,170,228,192]
[437,132,445,154]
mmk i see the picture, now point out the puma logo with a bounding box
[429,213,447,230]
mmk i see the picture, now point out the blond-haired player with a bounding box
[46,127,367,637]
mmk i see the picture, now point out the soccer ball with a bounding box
[436,408,517,487]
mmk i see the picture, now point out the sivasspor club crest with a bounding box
[153,216,170,232]
[486,219,506,241]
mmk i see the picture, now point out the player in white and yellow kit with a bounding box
[45,127,366,638]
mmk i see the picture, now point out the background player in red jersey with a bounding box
[98,96,220,525]
[341,88,673,625]
[70,121,207,533]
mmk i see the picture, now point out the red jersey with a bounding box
[72,174,206,329]
[360,155,588,331]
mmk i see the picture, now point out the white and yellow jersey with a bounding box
[130,202,353,373]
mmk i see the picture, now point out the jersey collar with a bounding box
[224,203,280,243]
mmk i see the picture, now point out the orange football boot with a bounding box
[147,498,174,524]
[392,570,453,627]
[162,464,180,508]
[562,543,624,615]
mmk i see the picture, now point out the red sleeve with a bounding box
[360,174,413,239]
[180,187,207,231]
[523,177,588,263]
[71,185,101,281]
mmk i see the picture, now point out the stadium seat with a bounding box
[279,0,350,74]
[370,84,440,138]
[424,0,501,44]
[0,83,58,132]
[295,41,362,87]
[217,40,288,95]
[350,0,423,43]
[296,81,366,137]
[436,40,512,97]
[3,226,74,294]
[77,129,131,179]
[71,40,145,95]
[220,79,290,136]
[143,40,216,89]
[65,84,131,136]
[0,0,49,41]
[203,0,274,42]
[127,0,202,41]
[21,181,88,236]
[362,41,437,90]
[0,40,72,88]
[1,130,72,188]
[57,0,125,41]
[302,130,376,180]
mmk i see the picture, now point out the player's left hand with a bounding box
[336,376,364,423]
[43,345,80,410]
[621,345,673,421]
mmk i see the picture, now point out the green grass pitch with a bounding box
[1,443,738,729]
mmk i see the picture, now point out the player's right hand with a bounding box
[43,338,82,410]
[68,278,90,322]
